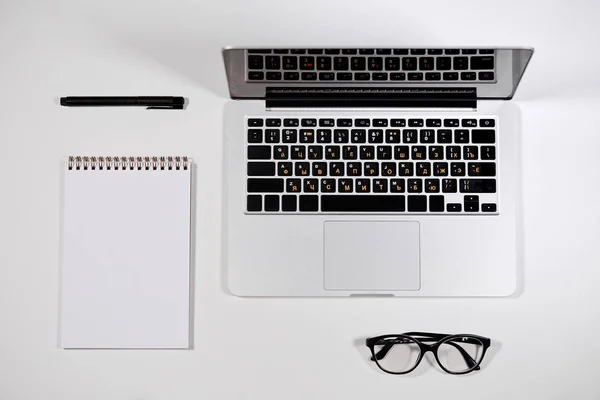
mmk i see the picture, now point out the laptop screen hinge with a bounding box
[265,87,477,109]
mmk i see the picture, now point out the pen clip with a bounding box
[146,105,185,110]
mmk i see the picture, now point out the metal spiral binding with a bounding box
[68,156,189,170]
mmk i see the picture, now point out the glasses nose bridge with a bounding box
[421,343,436,353]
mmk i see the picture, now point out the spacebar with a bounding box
[321,195,405,212]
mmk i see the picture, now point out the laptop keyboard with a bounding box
[246,116,498,214]
[246,49,496,83]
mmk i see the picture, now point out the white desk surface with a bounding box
[1,0,600,398]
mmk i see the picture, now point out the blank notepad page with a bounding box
[60,157,192,349]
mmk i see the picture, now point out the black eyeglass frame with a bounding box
[365,331,491,375]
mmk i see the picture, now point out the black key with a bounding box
[427,49,443,55]
[341,49,358,55]
[248,145,271,159]
[291,145,306,159]
[376,49,392,55]
[300,56,315,70]
[451,162,466,176]
[460,179,496,193]
[248,55,263,69]
[416,162,431,176]
[436,57,451,70]
[426,119,442,127]
[356,178,370,193]
[444,119,460,127]
[408,119,424,127]
[461,72,477,80]
[300,129,315,143]
[308,146,323,160]
[390,73,406,80]
[355,119,370,128]
[429,195,444,211]
[462,49,477,54]
[429,146,443,160]
[325,49,341,54]
[425,179,440,193]
[299,195,318,212]
[369,179,385,193]
[386,57,400,70]
[360,145,375,160]
[303,178,319,192]
[290,49,306,54]
[265,129,279,143]
[419,57,434,70]
[454,57,468,70]
[273,49,288,54]
[447,203,462,212]
[408,195,427,211]
[403,129,418,143]
[348,162,362,176]
[364,162,379,176]
[307,49,323,54]
[434,162,449,176]
[265,56,280,70]
[330,162,344,176]
[338,119,352,127]
[391,119,406,127]
[470,56,494,70]
[247,195,262,211]
[301,72,317,80]
[479,71,495,81]
[321,195,406,212]
[274,145,289,160]
[338,179,353,192]
[462,119,478,127]
[334,129,349,143]
[321,179,336,192]
[317,129,332,143]
[394,146,410,160]
[481,146,496,160]
[282,129,297,143]
[377,145,392,160]
[278,162,292,176]
[464,200,479,213]
[286,178,301,193]
[334,57,349,70]
[351,129,366,143]
[480,119,495,128]
[337,72,352,80]
[266,72,282,80]
[325,146,341,160]
[472,129,496,144]
[373,73,388,80]
[445,49,460,55]
[319,72,335,80]
[319,119,334,128]
[386,129,401,143]
[282,195,297,211]
[247,162,275,176]
[264,195,279,212]
[482,203,497,212]
[283,56,298,69]
[447,146,461,160]
[284,72,300,80]
[351,57,366,70]
[266,119,281,127]
[248,119,263,127]
[247,49,271,54]
[369,129,384,143]
[390,179,405,192]
[301,119,317,127]
[247,178,284,193]
[412,146,426,160]
[317,57,331,71]
[463,146,478,160]
[248,71,264,80]
[368,57,383,70]
[248,129,262,143]
[284,118,299,127]
[442,178,457,193]
[469,162,496,176]
[408,72,423,80]
[479,49,494,54]
[454,130,469,143]
[359,49,375,55]
[381,162,396,176]
[403,57,417,70]
[420,129,435,143]
[443,72,459,81]
[408,179,422,193]
[425,72,441,81]
[393,49,409,55]
[410,49,426,55]
[343,145,358,160]
[312,162,327,176]
[355,72,370,80]
[295,162,310,176]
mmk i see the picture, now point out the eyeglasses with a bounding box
[366,332,491,375]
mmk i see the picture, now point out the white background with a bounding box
[1,0,599,399]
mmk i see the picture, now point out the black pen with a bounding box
[60,96,185,110]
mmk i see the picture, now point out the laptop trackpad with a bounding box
[323,221,420,291]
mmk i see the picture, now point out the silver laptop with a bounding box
[222,47,533,297]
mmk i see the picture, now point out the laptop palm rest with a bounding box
[323,221,421,291]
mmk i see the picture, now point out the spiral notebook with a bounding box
[59,156,192,349]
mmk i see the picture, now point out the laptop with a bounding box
[222,47,533,297]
